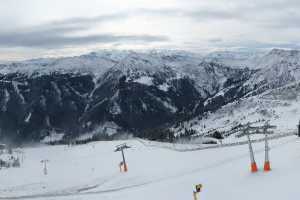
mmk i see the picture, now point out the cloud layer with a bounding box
[0,13,168,48]
[0,0,300,60]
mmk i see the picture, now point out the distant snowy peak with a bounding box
[149,49,202,62]
[268,48,300,57]
[1,48,300,92]
[0,50,144,77]
[0,55,116,77]
[101,54,253,99]
[100,56,179,90]
[244,49,300,93]
[204,50,265,69]
[256,49,300,69]
[259,49,300,80]
[111,52,162,73]
[200,48,300,97]
[0,50,202,77]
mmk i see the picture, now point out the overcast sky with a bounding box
[0,0,300,61]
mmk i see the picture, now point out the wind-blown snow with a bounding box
[12,81,25,104]
[133,76,153,86]
[110,102,122,115]
[158,83,169,92]
[24,112,32,123]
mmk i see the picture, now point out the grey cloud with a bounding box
[139,1,300,29]
[258,13,300,29]
[186,10,237,21]
[208,38,223,43]
[44,13,129,29]
[237,0,300,11]
[0,32,168,48]
[138,8,238,21]
[13,12,129,37]
[0,12,168,48]
[212,40,300,50]
[226,0,300,29]
[1,1,300,53]
[247,42,300,50]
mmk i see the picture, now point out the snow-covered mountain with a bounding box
[175,49,300,137]
[204,50,265,69]
[0,49,299,143]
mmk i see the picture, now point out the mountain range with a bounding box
[0,49,299,143]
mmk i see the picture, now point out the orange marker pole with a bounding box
[247,133,258,173]
[264,133,271,172]
[121,149,128,172]
[115,143,131,173]
[123,163,128,172]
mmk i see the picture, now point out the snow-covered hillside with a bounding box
[0,135,299,200]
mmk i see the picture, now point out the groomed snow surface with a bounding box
[1,135,300,200]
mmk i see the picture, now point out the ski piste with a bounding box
[0,132,299,200]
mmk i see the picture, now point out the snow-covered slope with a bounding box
[178,93,300,137]
[0,135,299,200]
